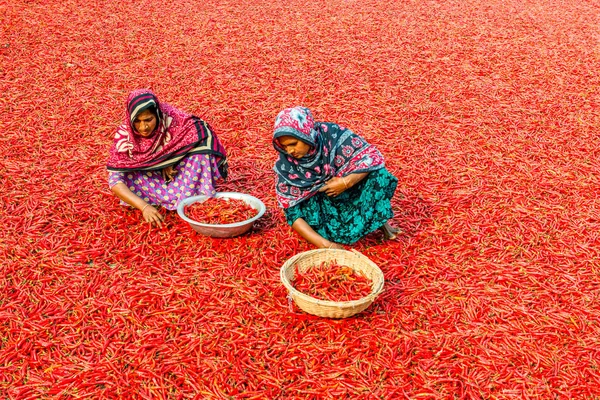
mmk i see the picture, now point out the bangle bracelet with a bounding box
[141,204,150,212]
[342,177,349,189]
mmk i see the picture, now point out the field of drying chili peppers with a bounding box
[2,0,600,398]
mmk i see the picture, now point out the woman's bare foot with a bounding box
[381,222,401,240]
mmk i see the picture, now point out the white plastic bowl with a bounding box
[177,192,266,238]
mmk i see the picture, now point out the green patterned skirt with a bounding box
[284,168,398,244]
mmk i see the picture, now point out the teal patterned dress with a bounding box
[284,168,397,244]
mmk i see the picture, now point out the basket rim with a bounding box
[280,248,385,307]
[176,192,266,228]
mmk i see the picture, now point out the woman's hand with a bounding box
[318,173,370,197]
[111,183,165,228]
[318,177,347,197]
[142,204,165,226]
[161,166,177,182]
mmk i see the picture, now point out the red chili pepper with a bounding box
[294,261,372,302]
[184,198,256,225]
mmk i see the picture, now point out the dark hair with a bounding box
[138,105,158,120]
[147,105,158,118]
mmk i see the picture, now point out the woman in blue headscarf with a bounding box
[272,106,399,249]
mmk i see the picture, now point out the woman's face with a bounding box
[277,136,312,159]
[133,109,158,137]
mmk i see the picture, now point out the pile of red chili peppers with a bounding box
[294,261,372,301]
[185,198,257,225]
[2,0,600,397]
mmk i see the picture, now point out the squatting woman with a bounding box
[107,89,228,226]
[272,106,399,248]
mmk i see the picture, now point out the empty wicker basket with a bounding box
[280,249,385,318]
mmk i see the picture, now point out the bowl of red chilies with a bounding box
[281,249,384,318]
[177,192,266,238]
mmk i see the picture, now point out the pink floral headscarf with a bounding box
[107,89,228,177]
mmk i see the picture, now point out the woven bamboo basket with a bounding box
[280,249,385,318]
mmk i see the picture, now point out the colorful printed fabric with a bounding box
[108,154,220,211]
[106,89,228,178]
[272,106,385,209]
[284,169,398,244]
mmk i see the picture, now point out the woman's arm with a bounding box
[342,172,369,189]
[318,172,369,197]
[111,182,164,226]
[291,218,344,249]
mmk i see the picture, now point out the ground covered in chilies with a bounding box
[1,0,600,398]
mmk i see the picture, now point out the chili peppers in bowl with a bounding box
[177,192,266,238]
[185,197,257,225]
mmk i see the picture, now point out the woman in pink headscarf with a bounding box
[107,89,228,226]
